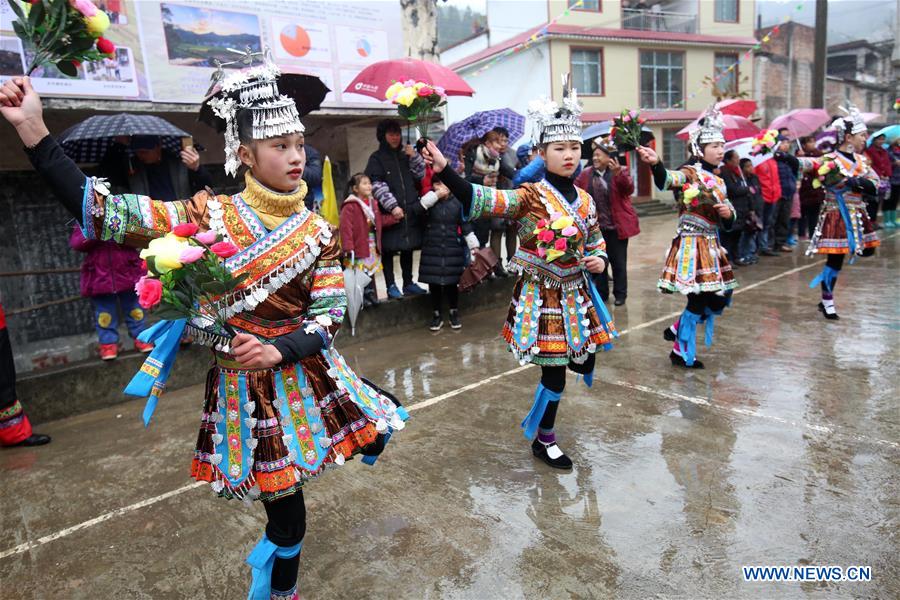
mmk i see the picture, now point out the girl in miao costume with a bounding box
[796,103,880,320]
[0,52,406,599]
[636,106,737,369]
[422,76,616,470]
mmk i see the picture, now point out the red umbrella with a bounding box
[344,58,474,100]
[716,98,757,118]
[768,108,831,138]
[676,114,760,141]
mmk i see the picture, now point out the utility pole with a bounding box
[811,0,827,108]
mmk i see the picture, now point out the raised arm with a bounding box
[421,140,527,222]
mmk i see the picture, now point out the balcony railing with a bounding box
[622,8,698,34]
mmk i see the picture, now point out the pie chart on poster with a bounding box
[280,24,312,57]
[356,38,372,58]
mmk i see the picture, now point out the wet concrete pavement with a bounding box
[2,214,898,599]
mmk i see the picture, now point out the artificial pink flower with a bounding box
[561,225,578,237]
[536,247,547,258]
[194,230,218,245]
[434,86,446,96]
[178,246,205,264]
[172,222,199,237]
[135,276,162,309]
[553,238,568,251]
[210,241,239,258]
[417,85,434,97]
[70,0,98,17]
[537,229,555,243]
[536,218,548,229]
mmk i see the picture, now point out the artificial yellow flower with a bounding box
[545,248,565,262]
[812,179,823,189]
[395,87,417,107]
[384,82,404,100]
[683,186,700,200]
[85,11,110,37]
[550,216,574,230]
[413,82,425,90]
[817,165,830,176]
[140,233,188,273]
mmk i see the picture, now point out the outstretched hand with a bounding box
[420,140,448,173]
[0,77,49,147]
[635,146,659,165]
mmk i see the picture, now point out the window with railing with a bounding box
[622,2,697,33]
[571,49,603,95]
[663,128,688,168]
[714,53,738,96]
[714,0,738,22]
[640,50,684,109]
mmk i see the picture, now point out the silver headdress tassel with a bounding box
[830,102,867,137]
[527,73,583,145]
[689,104,726,157]
[206,47,304,176]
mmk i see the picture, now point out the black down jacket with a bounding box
[365,141,424,253]
[411,196,474,286]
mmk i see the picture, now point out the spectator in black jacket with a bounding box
[720,150,751,263]
[773,135,800,252]
[737,158,764,265]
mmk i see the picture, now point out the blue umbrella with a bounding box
[438,109,525,168]
[868,124,900,146]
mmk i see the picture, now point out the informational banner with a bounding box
[0,0,151,99]
[0,0,403,107]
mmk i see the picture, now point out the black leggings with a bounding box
[429,284,459,313]
[886,185,900,212]
[685,291,730,316]
[263,490,307,591]
[538,353,596,430]
[382,250,414,288]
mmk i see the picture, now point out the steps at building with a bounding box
[634,199,675,217]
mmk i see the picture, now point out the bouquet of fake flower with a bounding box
[894,97,900,114]
[533,212,580,262]
[681,172,718,209]
[384,80,447,141]
[8,0,117,77]
[609,109,646,151]
[810,159,844,189]
[135,223,246,337]
[750,129,779,156]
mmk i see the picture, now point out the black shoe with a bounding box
[494,264,509,278]
[613,297,626,306]
[429,312,444,331]
[363,291,380,308]
[663,325,676,342]
[818,302,839,320]
[760,249,779,257]
[531,439,573,470]
[448,309,462,329]
[14,433,51,447]
[669,350,704,369]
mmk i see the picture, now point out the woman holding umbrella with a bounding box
[421,77,616,470]
[0,55,405,599]
[636,105,737,370]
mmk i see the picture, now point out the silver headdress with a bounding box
[527,73,583,145]
[689,104,726,156]
[830,102,867,137]
[205,47,304,176]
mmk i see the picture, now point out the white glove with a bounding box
[420,191,439,209]
[465,232,480,251]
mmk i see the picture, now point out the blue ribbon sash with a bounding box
[123,318,187,426]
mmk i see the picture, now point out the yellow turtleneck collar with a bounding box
[242,171,308,230]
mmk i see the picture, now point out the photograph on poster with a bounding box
[160,3,261,68]
[84,48,135,83]
[94,0,129,26]
[0,38,24,76]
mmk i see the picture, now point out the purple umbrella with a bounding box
[437,109,525,168]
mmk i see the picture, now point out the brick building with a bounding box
[754,22,817,127]
[826,40,896,127]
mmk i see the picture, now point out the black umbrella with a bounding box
[199,73,330,132]
[58,114,190,163]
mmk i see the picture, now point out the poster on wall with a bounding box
[135,0,402,107]
[0,0,151,99]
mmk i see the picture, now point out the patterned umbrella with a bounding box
[437,109,525,169]
[58,114,190,163]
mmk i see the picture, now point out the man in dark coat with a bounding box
[773,135,800,252]
[719,149,751,263]
[365,119,428,298]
